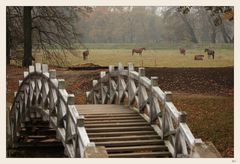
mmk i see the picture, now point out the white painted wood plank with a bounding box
[179,123,195,149]
[165,102,180,123]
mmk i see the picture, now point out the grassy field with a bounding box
[33,44,233,67]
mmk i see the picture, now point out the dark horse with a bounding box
[204,48,215,59]
[83,50,89,60]
[179,48,186,55]
[132,48,146,56]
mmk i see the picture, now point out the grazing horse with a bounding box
[179,48,186,55]
[204,48,215,59]
[82,50,89,60]
[194,55,204,60]
[132,48,146,56]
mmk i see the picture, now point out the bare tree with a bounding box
[7,6,92,66]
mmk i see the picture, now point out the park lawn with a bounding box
[34,48,233,67]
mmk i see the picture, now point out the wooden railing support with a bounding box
[138,67,145,113]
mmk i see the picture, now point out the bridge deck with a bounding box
[76,105,172,158]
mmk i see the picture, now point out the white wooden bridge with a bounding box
[8,63,221,158]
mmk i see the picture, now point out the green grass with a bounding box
[31,43,234,67]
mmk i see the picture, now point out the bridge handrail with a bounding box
[9,63,93,158]
[86,63,219,158]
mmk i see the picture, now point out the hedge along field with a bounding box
[33,43,233,67]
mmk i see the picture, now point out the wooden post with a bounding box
[109,65,114,104]
[76,115,85,127]
[165,91,172,102]
[42,64,48,73]
[35,63,42,73]
[29,65,34,73]
[49,69,56,79]
[42,64,49,77]
[23,71,29,78]
[138,67,145,113]
[179,111,187,123]
[86,91,90,104]
[118,63,124,104]
[28,66,35,107]
[128,63,134,107]
[100,71,106,104]
[18,80,23,87]
[65,94,75,144]
[150,77,158,123]
[68,94,75,105]
[174,111,188,157]
[75,115,85,157]
[162,91,172,139]
[92,80,98,104]
[58,79,65,89]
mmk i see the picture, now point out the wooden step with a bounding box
[16,140,62,148]
[20,129,56,136]
[24,135,50,139]
[87,131,157,137]
[95,139,165,147]
[86,126,153,132]
[85,122,150,128]
[24,121,50,127]
[84,111,139,117]
[84,119,146,124]
[108,151,172,158]
[85,117,144,121]
[76,105,132,114]
[90,135,161,142]
[106,145,169,153]
[84,114,142,119]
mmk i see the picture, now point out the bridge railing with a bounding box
[9,63,97,158]
[86,63,221,158]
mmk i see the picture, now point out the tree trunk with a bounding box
[179,14,198,43]
[210,31,216,43]
[22,7,32,67]
[6,20,10,65]
[207,15,217,43]
[220,24,231,43]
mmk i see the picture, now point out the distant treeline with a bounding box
[76,7,234,44]
[72,43,233,50]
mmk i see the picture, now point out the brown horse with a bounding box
[194,55,204,60]
[132,48,146,56]
[179,48,186,55]
[204,48,215,59]
[83,50,89,60]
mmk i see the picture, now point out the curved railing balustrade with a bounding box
[10,63,93,158]
[86,63,218,158]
